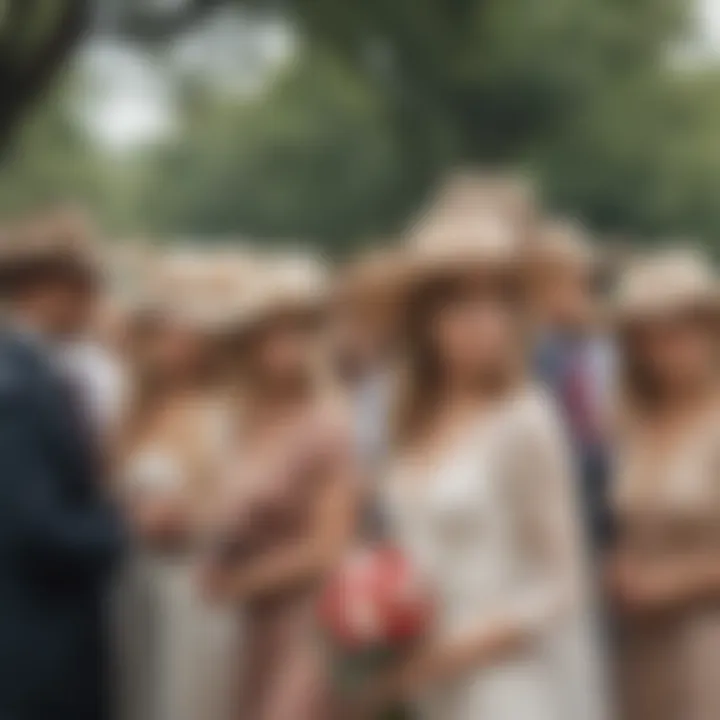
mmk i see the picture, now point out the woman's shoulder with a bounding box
[493,384,573,477]
[497,386,575,501]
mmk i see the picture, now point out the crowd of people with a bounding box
[0,173,718,720]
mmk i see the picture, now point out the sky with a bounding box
[81,0,720,150]
[79,8,295,149]
[703,0,720,44]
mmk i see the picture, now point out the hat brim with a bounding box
[380,246,524,309]
[610,290,720,328]
[221,292,327,340]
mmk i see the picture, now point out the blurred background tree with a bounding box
[0,77,110,219]
[1,0,720,253]
[0,0,86,146]
[132,51,423,252]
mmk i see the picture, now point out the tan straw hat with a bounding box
[424,170,537,241]
[224,252,328,336]
[611,248,719,325]
[383,181,525,305]
[140,248,258,332]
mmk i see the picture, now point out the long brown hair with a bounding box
[392,273,526,449]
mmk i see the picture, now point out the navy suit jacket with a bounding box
[534,332,615,552]
[0,328,125,720]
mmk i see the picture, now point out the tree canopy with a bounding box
[2,0,720,255]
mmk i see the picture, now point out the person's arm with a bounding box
[365,394,585,706]
[607,433,720,614]
[607,548,720,615]
[205,424,357,602]
[128,489,194,548]
[0,385,126,581]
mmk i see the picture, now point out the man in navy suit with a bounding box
[531,221,616,553]
[0,216,125,720]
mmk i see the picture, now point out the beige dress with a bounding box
[613,408,720,720]
[114,399,240,720]
[221,410,336,720]
[383,386,610,720]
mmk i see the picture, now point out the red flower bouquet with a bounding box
[317,545,435,700]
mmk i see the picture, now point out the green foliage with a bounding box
[134,50,443,253]
[265,0,689,161]
[0,78,111,221]
[122,0,720,251]
[536,69,720,249]
[2,0,720,256]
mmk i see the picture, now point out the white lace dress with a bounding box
[114,419,240,720]
[382,386,610,720]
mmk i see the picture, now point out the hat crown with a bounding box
[407,170,530,263]
[614,248,718,319]
[140,249,257,328]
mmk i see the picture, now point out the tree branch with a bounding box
[116,0,231,43]
[0,0,91,154]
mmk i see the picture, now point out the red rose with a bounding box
[318,546,434,651]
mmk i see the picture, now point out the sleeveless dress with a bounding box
[612,408,720,720]
[114,403,240,720]
[382,386,611,720]
[221,414,334,720]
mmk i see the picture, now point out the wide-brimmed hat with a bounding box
[377,196,526,312]
[611,248,719,326]
[221,252,328,338]
[0,209,101,292]
[422,170,538,242]
[137,248,259,332]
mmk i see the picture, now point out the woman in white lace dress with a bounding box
[360,221,609,720]
[114,264,240,720]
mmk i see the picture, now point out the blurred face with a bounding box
[247,314,320,385]
[429,275,520,386]
[626,312,716,392]
[536,266,596,331]
[93,301,131,356]
[30,276,97,340]
[140,321,208,384]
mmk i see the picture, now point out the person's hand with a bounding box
[131,495,188,545]
[606,555,692,614]
[197,560,233,603]
[605,555,646,612]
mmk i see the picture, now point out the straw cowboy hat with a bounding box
[421,170,538,241]
[0,208,101,292]
[611,248,719,326]
[138,248,260,332]
[218,251,329,338]
[372,182,528,310]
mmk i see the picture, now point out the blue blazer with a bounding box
[534,332,616,552]
[0,329,125,720]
